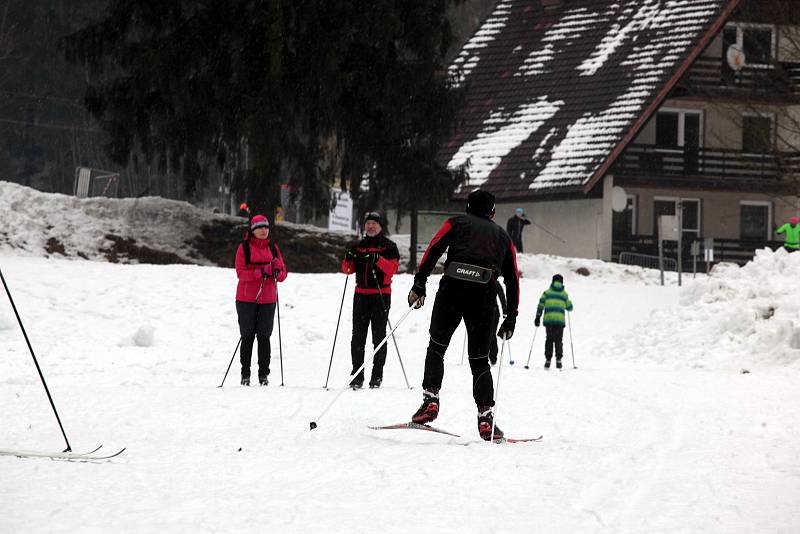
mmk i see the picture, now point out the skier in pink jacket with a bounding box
[234,214,287,386]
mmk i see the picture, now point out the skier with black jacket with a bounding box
[406,190,520,441]
[341,212,400,389]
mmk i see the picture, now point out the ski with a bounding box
[494,435,543,444]
[0,446,126,461]
[368,422,461,437]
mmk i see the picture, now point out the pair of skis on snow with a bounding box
[368,422,542,444]
[0,445,126,461]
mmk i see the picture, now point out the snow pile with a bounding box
[516,252,680,286]
[0,181,358,271]
[605,248,800,369]
[0,180,227,264]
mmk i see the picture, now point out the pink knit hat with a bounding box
[250,214,269,230]
[791,216,799,225]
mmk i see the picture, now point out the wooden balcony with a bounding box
[674,57,800,102]
[612,143,800,184]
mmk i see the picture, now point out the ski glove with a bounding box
[534,315,541,327]
[497,316,516,340]
[260,266,271,279]
[408,283,426,308]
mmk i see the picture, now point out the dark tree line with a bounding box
[63,0,469,217]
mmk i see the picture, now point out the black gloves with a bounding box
[408,283,426,308]
[534,315,541,327]
[497,316,516,340]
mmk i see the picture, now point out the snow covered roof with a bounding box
[443,0,741,199]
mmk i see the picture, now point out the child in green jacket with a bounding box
[534,274,573,369]
[776,216,799,252]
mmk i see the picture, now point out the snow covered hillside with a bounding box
[0,181,354,271]
[1,250,799,533]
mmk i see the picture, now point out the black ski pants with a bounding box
[422,277,495,408]
[236,301,276,380]
[544,325,564,361]
[351,292,391,385]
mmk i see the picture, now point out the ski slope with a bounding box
[1,251,799,533]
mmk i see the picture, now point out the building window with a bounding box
[741,114,773,154]
[725,23,776,68]
[740,201,772,240]
[654,109,702,149]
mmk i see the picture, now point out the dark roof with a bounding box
[442,0,741,200]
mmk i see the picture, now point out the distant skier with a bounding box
[407,190,519,441]
[489,280,507,365]
[234,214,287,386]
[775,216,799,252]
[506,207,531,252]
[534,274,573,370]
[341,211,399,389]
[238,203,250,219]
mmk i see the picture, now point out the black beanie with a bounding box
[466,190,496,218]
[552,274,564,284]
[364,211,383,226]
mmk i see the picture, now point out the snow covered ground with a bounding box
[1,249,799,533]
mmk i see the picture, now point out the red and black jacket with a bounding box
[416,213,520,317]
[341,234,400,294]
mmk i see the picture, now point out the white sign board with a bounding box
[658,215,680,242]
[328,189,353,233]
[704,237,714,262]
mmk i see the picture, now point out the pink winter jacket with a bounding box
[235,238,287,303]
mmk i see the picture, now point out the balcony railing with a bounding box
[675,57,800,100]
[613,144,800,182]
[613,236,785,268]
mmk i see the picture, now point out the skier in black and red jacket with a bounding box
[406,190,520,441]
[341,211,400,389]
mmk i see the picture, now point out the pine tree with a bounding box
[63,0,466,216]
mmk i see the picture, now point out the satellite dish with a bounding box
[612,186,628,213]
[726,44,745,71]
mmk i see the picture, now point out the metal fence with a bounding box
[618,252,677,271]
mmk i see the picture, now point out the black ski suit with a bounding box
[342,234,400,386]
[414,213,519,407]
[506,215,531,252]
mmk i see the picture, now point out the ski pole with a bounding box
[276,283,284,386]
[218,277,266,387]
[460,326,467,365]
[508,339,515,366]
[217,337,242,388]
[567,311,577,369]
[370,267,410,389]
[310,305,416,430]
[1,268,72,452]
[491,336,508,444]
[324,275,349,388]
[524,326,539,369]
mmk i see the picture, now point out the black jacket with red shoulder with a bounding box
[415,213,520,317]
[341,234,400,294]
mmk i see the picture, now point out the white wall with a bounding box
[496,195,609,260]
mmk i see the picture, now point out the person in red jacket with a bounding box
[341,211,400,389]
[234,214,287,386]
